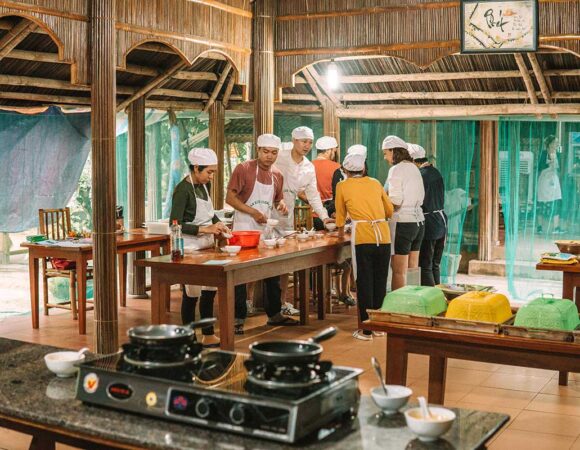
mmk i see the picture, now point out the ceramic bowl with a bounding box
[307,230,316,238]
[44,351,86,378]
[297,233,309,242]
[263,239,276,248]
[266,219,279,227]
[404,406,456,442]
[223,245,241,256]
[370,385,412,415]
[314,233,324,239]
[276,238,287,246]
[325,222,337,231]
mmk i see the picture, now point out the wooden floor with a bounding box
[1,292,579,450]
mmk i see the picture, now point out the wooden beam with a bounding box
[173,71,218,81]
[203,62,232,113]
[338,91,531,101]
[7,49,61,63]
[209,101,226,208]
[146,100,204,110]
[0,91,90,105]
[514,53,538,104]
[150,89,209,100]
[528,53,552,104]
[0,19,38,62]
[336,103,580,119]
[306,66,342,108]
[222,74,236,108]
[276,40,458,57]
[187,0,253,18]
[282,93,318,101]
[228,101,321,114]
[117,60,186,112]
[301,68,327,106]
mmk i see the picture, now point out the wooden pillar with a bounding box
[253,0,275,144]
[323,99,340,160]
[127,97,147,297]
[91,0,118,354]
[479,121,498,261]
[209,101,225,209]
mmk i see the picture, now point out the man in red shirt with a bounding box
[226,134,296,334]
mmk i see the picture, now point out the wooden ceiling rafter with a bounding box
[514,53,539,105]
[305,66,342,108]
[528,53,553,104]
[301,68,327,106]
[203,62,232,113]
[221,74,236,109]
[0,18,37,62]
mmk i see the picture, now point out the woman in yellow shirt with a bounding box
[335,146,394,341]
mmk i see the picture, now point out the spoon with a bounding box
[77,347,89,358]
[371,357,388,396]
[418,396,432,419]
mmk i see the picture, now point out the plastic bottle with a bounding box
[171,219,184,261]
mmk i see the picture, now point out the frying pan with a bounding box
[127,318,217,346]
[249,327,337,365]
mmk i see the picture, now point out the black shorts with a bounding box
[393,222,425,256]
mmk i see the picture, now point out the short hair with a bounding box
[391,147,413,165]
[414,157,428,164]
[189,164,208,172]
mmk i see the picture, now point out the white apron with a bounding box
[184,175,216,297]
[538,167,562,203]
[233,165,275,231]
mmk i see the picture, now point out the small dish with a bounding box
[44,351,86,378]
[404,406,456,442]
[325,222,337,231]
[223,245,241,256]
[276,238,287,246]
[370,385,412,415]
[297,233,309,242]
[263,239,276,248]
[307,230,316,238]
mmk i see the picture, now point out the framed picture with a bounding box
[461,0,538,53]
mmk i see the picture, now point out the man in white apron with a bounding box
[335,149,394,341]
[408,144,447,286]
[226,134,297,334]
[169,147,230,347]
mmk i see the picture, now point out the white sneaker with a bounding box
[353,330,373,341]
[373,331,385,337]
[246,300,256,316]
[281,302,300,316]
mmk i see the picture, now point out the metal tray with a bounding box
[432,313,515,334]
[367,309,434,327]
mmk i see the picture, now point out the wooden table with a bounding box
[136,235,351,350]
[366,321,580,405]
[536,261,580,306]
[21,230,170,334]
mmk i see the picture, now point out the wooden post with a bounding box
[209,102,225,209]
[91,0,118,354]
[253,0,275,144]
[127,97,147,297]
[322,99,340,159]
[478,121,498,261]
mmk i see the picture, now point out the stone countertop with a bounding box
[0,338,508,449]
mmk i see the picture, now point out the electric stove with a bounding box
[76,350,362,443]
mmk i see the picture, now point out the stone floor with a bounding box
[0,281,578,450]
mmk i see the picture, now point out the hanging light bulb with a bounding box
[326,60,340,90]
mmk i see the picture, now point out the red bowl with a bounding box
[229,231,261,248]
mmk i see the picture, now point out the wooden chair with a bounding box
[38,208,93,320]
[293,204,313,230]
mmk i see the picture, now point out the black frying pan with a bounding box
[249,327,337,365]
[128,318,217,346]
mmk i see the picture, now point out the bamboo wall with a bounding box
[275,0,580,89]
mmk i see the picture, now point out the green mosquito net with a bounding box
[498,116,580,301]
[340,119,480,282]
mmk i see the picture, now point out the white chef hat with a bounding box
[382,135,408,150]
[342,154,366,172]
[257,133,281,149]
[315,136,338,151]
[407,143,426,160]
[188,147,218,166]
[347,144,367,158]
[291,126,314,140]
[281,141,293,151]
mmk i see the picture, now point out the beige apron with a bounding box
[233,164,275,232]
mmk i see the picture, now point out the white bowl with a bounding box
[325,222,337,231]
[223,245,241,256]
[307,230,316,238]
[314,233,324,239]
[297,233,309,241]
[266,219,279,227]
[370,385,412,415]
[276,238,287,246]
[404,406,456,442]
[263,239,276,248]
[44,351,85,378]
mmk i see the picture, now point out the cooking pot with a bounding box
[127,318,217,347]
[249,326,336,365]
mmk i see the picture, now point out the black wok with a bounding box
[249,327,337,365]
[128,318,217,346]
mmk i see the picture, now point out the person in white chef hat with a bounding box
[169,147,231,348]
[335,146,394,341]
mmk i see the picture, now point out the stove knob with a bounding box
[194,398,213,419]
[229,403,247,425]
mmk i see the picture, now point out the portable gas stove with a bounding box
[76,350,362,443]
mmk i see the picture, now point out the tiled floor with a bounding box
[0,292,579,450]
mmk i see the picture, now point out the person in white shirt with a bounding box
[382,135,425,291]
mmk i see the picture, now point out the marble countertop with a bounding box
[0,338,508,449]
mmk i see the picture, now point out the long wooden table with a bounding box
[536,261,580,306]
[21,230,170,334]
[136,235,351,350]
[366,320,580,405]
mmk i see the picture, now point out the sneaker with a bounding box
[246,300,256,316]
[339,295,356,306]
[353,330,372,341]
[281,302,300,316]
[372,331,385,337]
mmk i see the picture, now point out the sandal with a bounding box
[234,324,244,335]
[267,314,299,326]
